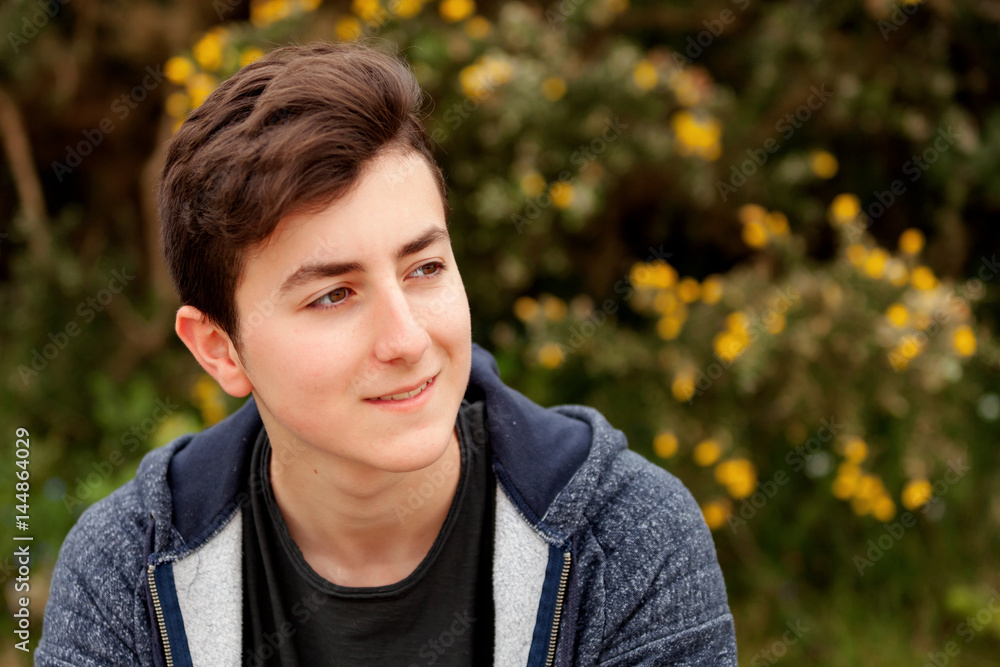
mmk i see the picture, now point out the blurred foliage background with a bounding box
[2,0,1000,664]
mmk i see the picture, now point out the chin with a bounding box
[371,419,457,472]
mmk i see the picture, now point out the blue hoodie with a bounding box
[36,344,737,666]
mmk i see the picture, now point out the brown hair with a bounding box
[158,41,448,353]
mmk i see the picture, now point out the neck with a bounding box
[267,428,462,587]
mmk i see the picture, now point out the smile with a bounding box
[371,375,436,401]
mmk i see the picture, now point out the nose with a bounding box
[372,284,431,365]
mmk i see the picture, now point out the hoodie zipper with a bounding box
[147,563,175,667]
[544,550,572,667]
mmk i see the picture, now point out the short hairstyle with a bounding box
[158,41,448,353]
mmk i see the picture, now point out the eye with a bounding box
[309,286,352,309]
[409,261,445,278]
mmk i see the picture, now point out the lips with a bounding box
[369,375,436,401]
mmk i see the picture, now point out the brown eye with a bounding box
[313,287,351,308]
[410,262,444,278]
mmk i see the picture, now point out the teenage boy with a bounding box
[38,42,737,666]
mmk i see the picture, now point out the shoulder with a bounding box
[547,405,708,546]
[38,478,154,665]
[50,473,155,594]
[586,447,720,580]
[545,407,736,663]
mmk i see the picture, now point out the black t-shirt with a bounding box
[241,399,494,667]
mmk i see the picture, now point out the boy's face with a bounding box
[229,151,472,474]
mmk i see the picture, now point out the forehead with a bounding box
[236,152,450,290]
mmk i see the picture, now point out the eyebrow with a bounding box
[278,226,451,297]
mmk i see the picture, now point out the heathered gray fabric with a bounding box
[493,488,550,664]
[37,402,737,666]
[543,406,737,665]
[35,440,187,667]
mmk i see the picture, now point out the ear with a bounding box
[175,305,254,398]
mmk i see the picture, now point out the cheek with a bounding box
[245,320,358,389]
[421,284,470,339]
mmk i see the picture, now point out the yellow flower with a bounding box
[672,111,722,161]
[520,171,546,197]
[165,57,195,85]
[550,181,575,209]
[630,261,677,290]
[764,212,790,236]
[832,462,862,499]
[843,437,868,464]
[676,278,701,303]
[701,499,731,530]
[653,432,679,458]
[541,76,567,101]
[186,73,217,109]
[911,265,938,290]
[855,474,883,501]
[832,476,856,500]
[542,295,567,321]
[239,47,265,68]
[251,0,287,26]
[898,228,925,255]
[193,30,225,72]
[713,459,738,485]
[459,57,511,98]
[335,16,363,40]
[953,325,976,356]
[832,475,859,499]
[725,311,749,334]
[888,345,910,371]
[193,374,227,425]
[886,303,909,327]
[701,276,724,304]
[671,371,695,402]
[481,56,513,85]
[901,479,933,510]
[829,193,860,225]
[657,316,683,340]
[653,291,679,315]
[537,343,565,369]
[632,59,658,91]
[742,221,768,248]
[165,92,190,119]
[809,150,839,179]
[872,495,896,521]
[713,332,746,362]
[863,247,888,279]
[391,0,423,18]
[439,0,474,22]
[513,296,539,322]
[459,65,485,97]
[715,459,757,499]
[693,439,722,466]
[464,15,491,39]
[738,204,766,226]
[846,243,867,267]
[353,0,383,22]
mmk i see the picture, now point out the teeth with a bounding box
[375,379,431,401]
